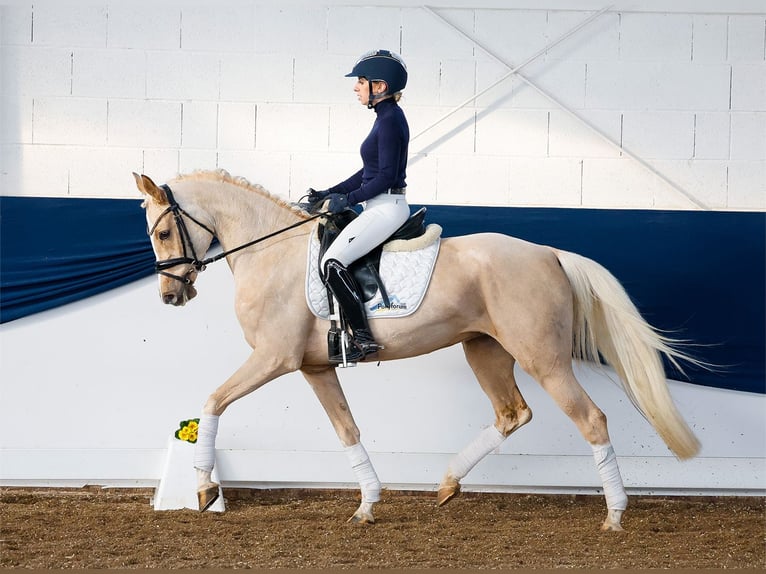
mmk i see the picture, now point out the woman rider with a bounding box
[309,49,411,363]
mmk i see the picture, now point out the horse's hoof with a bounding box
[436,482,460,507]
[348,513,375,525]
[601,509,624,531]
[197,483,220,512]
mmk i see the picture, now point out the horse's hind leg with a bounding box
[530,362,627,531]
[437,335,532,506]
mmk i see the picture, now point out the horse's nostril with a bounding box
[162,293,176,305]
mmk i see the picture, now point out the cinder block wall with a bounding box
[1,1,764,210]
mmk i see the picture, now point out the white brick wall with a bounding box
[220,53,294,102]
[145,51,220,100]
[475,109,549,156]
[180,4,256,53]
[548,110,621,158]
[31,4,107,48]
[107,100,181,148]
[181,102,218,149]
[732,63,766,110]
[693,112,731,160]
[71,49,146,99]
[584,61,731,111]
[546,12,620,62]
[2,46,72,97]
[33,97,107,146]
[619,13,693,61]
[1,0,764,210]
[106,4,180,50]
[621,111,695,159]
[691,15,727,62]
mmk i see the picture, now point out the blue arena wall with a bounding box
[1,196,763,395]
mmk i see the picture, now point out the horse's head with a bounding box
[134,172,215,307]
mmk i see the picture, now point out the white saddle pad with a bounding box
[305,224,442,319]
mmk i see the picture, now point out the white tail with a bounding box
[553,249,701,459]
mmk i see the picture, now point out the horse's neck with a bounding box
[195,183,298,243]
[186,180,307,269]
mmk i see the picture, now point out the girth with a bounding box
[317,207,428,306]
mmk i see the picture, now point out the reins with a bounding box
[201,214,323,266]
[149,184,323,284]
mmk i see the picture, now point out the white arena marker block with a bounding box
[153,436,224,512]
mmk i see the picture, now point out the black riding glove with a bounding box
[307,188,330,205]
[324,193,349,214]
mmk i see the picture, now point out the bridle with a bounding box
[147,184,322,285]
[147,185,215,284]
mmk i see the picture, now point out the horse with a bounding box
[134,169,700,531]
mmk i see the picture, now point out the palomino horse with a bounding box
[134,169,700,531]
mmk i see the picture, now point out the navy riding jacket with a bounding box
[329,98,409,205]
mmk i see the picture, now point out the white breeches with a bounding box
[321,193,410,268]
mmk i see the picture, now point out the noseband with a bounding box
[148,185,216,285]
[147,184,323,286]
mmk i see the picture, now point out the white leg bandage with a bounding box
[591,442,628,511]
[345,443,381,503]
[193,414,219,472]
[448,425,506,480]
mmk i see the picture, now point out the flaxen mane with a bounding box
[174,169,310,218]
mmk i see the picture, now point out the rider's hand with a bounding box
[324,193,349,214]
[307,188,330,204]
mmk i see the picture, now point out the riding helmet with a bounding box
[345,49,408,94]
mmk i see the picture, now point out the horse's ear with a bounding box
[132,172,169,205]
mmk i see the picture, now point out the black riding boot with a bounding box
[323,259,383,362]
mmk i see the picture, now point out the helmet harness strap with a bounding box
[366,78,388,110]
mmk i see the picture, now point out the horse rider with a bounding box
[308,49,411,362]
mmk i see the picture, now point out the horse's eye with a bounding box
[158,230,171,241]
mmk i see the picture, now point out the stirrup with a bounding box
[328,335,382,365]
[329,346,364,365]
[355,339,383,356]
[352,328,383,357]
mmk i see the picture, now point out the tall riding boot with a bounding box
[323,259,383,361]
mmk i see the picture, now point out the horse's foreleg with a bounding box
[344,442,380,524]
[194,351,297,512]
[438,336,533,506]
[194,413,221,511]
[301,366,380,524]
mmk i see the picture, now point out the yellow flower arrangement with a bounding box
[174,419,200,443]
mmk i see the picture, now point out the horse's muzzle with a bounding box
[160,270,198,306]
[162,283,198,306]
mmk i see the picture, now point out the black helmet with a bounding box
[345,49,408,95]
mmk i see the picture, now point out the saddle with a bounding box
[317,206,429,308]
